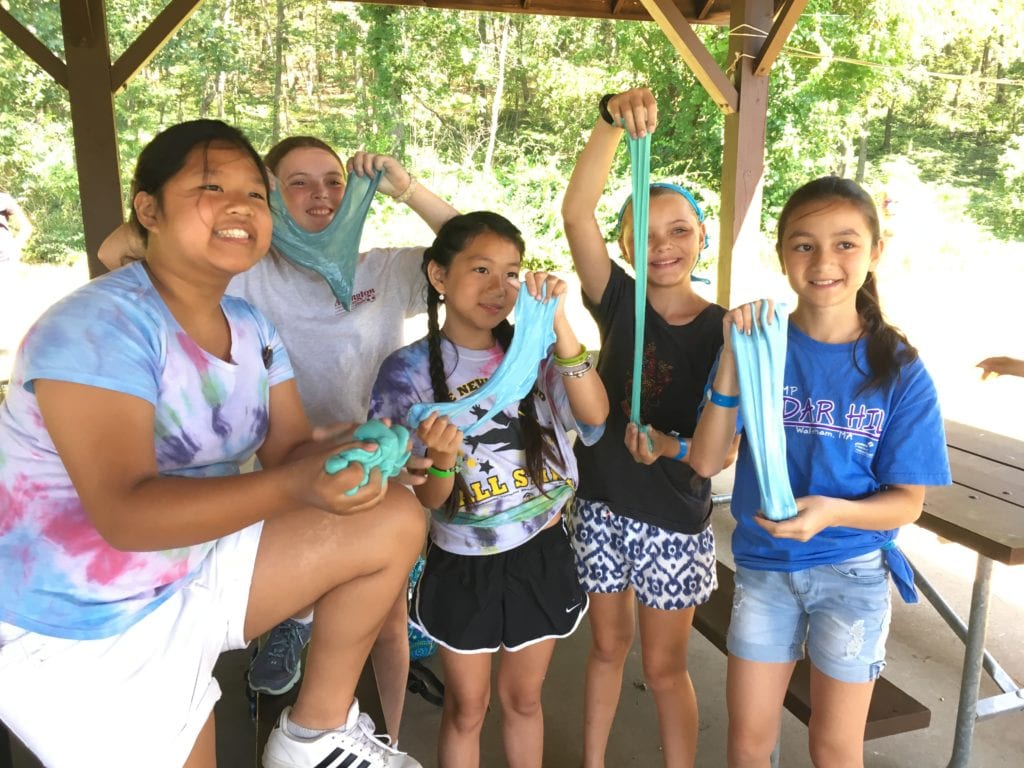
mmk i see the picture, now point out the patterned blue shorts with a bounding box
[567,498,717,611]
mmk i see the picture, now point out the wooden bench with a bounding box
[693,560,932,741]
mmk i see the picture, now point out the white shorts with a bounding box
[0,522,262,768]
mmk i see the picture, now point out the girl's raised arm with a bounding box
[522,271,609,427]
[561,87,658,304]
[347,151,459,235]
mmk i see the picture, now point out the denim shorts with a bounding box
[726,550,892,683]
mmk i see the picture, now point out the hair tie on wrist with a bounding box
[598,94,617,126]
[426,464,455,478]
[393,174,417,204]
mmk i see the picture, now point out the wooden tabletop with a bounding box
[917,421,1024,566]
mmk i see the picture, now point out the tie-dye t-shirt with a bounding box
[0,261,293,640]
[369,337,603,555]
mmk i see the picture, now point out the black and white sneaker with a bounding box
[262,700,421,768]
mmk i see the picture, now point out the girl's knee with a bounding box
[641,652,687,691]
[808,730,863,768]
[379,485,428,553]
[590,629,634,665]
[498,686,543,719]
[446,693,490,733]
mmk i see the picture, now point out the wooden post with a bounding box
[717,0,773,306]
[60,0,121,278]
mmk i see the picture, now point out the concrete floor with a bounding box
[8,502,1024,767]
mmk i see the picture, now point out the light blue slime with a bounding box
[270,169,382,310]
[323,419,412,495]
[730,302,798,521]
[407,285,557,436]
[626,133,651,428]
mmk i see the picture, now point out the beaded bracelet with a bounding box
[426,464,455,478]
[557,353,594,378]
[554,344,589,368]
[393,174,417,204]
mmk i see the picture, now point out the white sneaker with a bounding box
[262,699,422,768]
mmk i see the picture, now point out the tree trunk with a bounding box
[856,132,867,183]
[483,16,510,177]
[882,104,894,153]
[271,0,285,146]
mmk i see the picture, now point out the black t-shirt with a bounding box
[575,262,725,534]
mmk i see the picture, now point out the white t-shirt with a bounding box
[229,246,426,425]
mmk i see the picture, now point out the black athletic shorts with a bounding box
[411,521,588,653]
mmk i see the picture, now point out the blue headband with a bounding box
[616,182,705,229]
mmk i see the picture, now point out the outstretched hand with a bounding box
[606,87,658,140]
[976,356,1024,380]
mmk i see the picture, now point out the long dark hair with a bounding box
[777,176,916,392]
[130,119,269,245]
[422,212,557,516]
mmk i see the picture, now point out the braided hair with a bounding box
[776,176,916,393]
[422,212,558,517]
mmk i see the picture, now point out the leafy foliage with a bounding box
[0,0,1021,266]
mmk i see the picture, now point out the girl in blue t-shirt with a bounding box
[369,211,609,768]
[690,176,951,767]
[0,120,427,768]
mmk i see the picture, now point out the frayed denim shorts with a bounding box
[726,550,892,683]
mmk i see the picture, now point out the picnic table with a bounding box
[911,419,1024,768]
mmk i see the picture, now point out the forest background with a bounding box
[1,0,1024,437]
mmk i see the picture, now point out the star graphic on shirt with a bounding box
[478,459,493,473]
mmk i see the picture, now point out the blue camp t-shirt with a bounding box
[729,323,952,571]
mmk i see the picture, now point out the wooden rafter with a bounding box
[753,0,807,76]
[111,0,205,92]
[0,6,69,88]
[639,0,737,114]
[697,0,716,21]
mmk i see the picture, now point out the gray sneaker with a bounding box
[248,618,312,695]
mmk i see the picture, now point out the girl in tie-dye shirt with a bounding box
[0,120,426,768]
[370,212,608,768]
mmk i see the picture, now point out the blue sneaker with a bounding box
[249,618,312,695]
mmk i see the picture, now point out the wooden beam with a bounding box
[639,0,737,114]
[0,6,69,88]
[753,0,808,76]
[697,0,716,21]
[60,0,121,278]
[111,0,206,92]
[717,0,772,306]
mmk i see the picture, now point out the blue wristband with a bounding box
[674,438,688,461]
[707,388,740,408]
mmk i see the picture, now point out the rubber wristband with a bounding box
[674,438,688,461]
[554,344,588,367]
[598,94,616,126]
[707,388,740,408]
[426,464,455,478]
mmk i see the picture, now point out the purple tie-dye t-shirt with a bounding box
[0,262,293,640]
